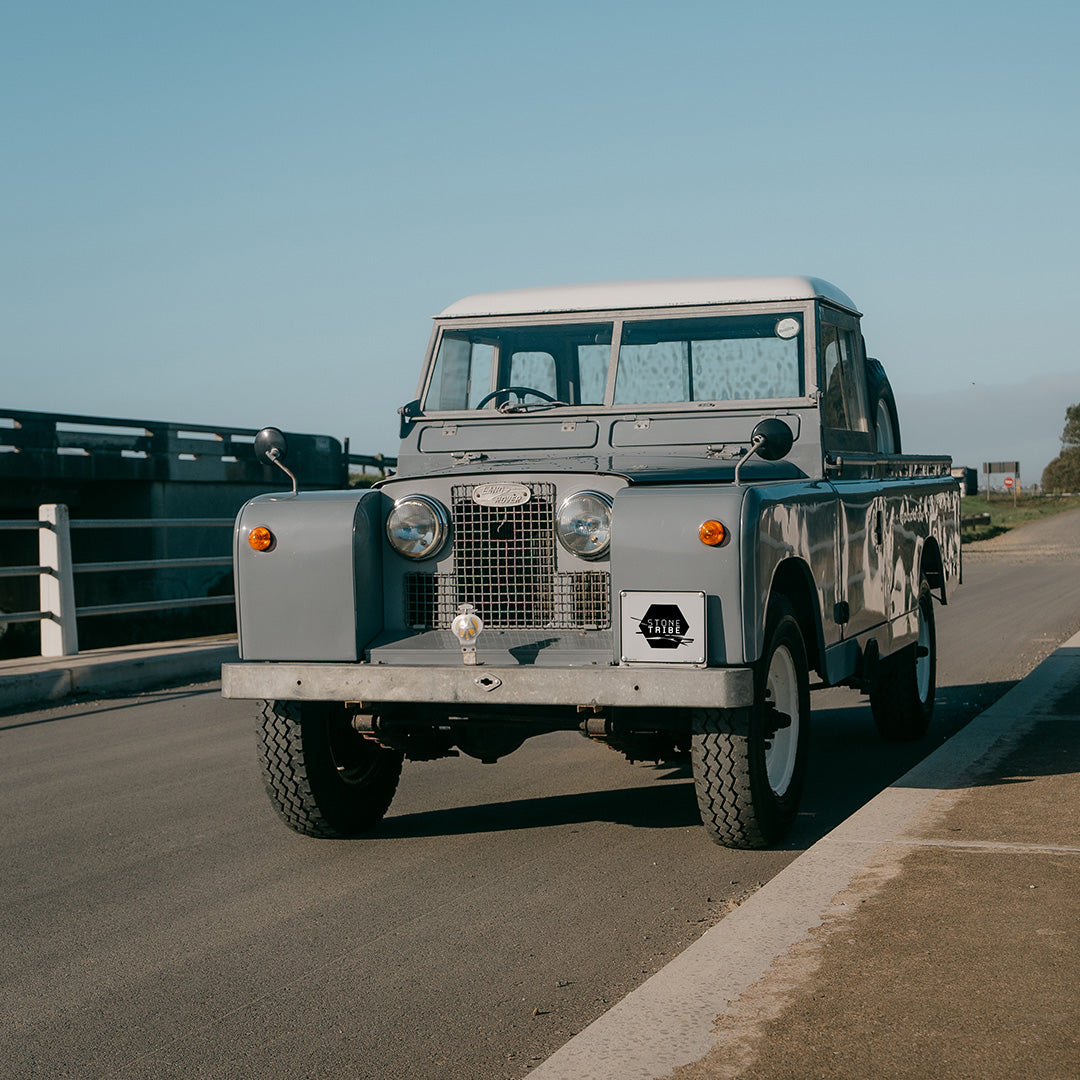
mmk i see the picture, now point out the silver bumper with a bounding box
[221,661,755,710]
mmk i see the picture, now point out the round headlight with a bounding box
[556,491,613,560]
[386,495,449,559]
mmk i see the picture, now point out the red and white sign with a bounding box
[1004,476,1014,489]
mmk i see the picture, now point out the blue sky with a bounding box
[3,1,1077,483]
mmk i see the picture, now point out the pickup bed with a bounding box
[222,276,960,848]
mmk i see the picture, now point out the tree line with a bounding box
[1041,403,1080,493]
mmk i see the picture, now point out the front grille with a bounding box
[403,481,611,630]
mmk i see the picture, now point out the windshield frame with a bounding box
[417,300,819,417]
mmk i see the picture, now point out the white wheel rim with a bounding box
[764,643,800,795]
[916,604,932,703]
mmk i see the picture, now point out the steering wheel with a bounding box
[475,385,558,408]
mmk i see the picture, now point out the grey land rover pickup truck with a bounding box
[222,276,960,849]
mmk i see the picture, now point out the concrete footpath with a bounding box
[0,635,237,713]
[532,630,1080,1080]
[1,632,1077,1078]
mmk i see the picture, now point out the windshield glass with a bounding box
[614,313,803,405]
[424,323,613,410]
[423,312,803,411]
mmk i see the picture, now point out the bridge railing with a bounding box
[0,408,396,484]
[0,505,234,657]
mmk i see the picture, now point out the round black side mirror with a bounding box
[254,426,298,494]
[254,426,289,465]
[750,418,794,461]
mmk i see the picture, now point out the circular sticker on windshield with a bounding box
[775,318,800,339]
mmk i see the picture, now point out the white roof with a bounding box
[437,276,859,319]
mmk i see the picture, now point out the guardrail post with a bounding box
[39,504,79,656]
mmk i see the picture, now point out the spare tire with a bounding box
[866,356,901,454]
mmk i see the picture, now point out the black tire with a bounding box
[870,579,936,741]
[866,356,901,454]
[256,700,404,838]
[691,599,810,849]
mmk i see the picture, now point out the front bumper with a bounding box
[221,661,754,710]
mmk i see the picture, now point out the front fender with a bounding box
[234,489,384,661]
[610,484,747,664]
[746,484,838,666]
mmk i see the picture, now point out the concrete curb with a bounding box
[529,631,1080,1080]
[0,638,238,713]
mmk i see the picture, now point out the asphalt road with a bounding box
[4,509,1080,1080]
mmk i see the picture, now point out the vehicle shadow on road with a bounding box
[373,676,1041,845]
[377,779,702,838]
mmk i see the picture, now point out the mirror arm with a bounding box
[267,447,298,495]
[734,435,766,486]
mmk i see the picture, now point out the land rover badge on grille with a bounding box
[472,482,531,507]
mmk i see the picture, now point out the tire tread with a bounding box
[691,716,766,849]
[691,599,810,850]
[256,699,402,838]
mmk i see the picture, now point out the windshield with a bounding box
[614,314,802,404]
[425,322,613,411]
[422,312,803,411]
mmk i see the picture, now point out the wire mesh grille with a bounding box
[453,481,556,626]
[403,482,610,630]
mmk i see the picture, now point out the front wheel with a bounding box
[257,700,404,838]
[870,579,936,741]
[692,600,810,849]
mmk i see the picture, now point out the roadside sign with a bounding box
[983,461,1021,500]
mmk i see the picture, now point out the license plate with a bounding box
[620,591,706,664]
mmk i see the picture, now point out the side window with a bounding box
[838,330,870,433]
[820,321,872,451]
[821,325,848,429]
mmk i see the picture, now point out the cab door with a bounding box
[820,315,889,641]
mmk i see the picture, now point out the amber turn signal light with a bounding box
[248,526,274,551]
[699,520,726,546]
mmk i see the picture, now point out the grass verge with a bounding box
[961,493,1080,543]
